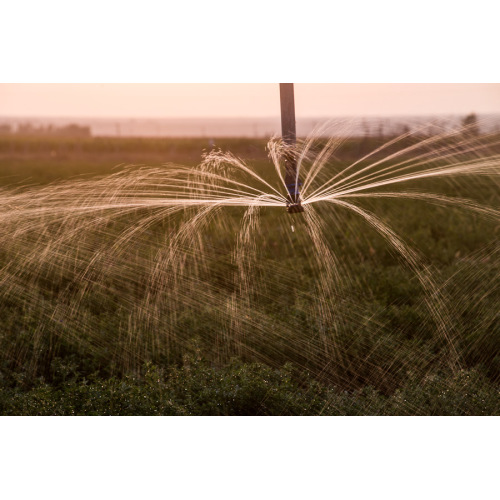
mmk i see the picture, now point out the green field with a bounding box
[0,133,498,415]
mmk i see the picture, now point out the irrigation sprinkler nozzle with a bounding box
[286,181,304,213]
[286,202,304,213]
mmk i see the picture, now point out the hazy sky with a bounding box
[1,84,499,118]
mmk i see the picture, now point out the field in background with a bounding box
[0,135,270,185]
[0,133,498,415]
[0,133,404,186]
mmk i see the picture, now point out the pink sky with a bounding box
[1,84,499,118]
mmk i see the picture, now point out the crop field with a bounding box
[0,131,498,415]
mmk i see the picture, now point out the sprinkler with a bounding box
[280,83,304,213]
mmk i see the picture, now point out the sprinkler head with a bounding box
[286,202,304,214]
[286,181,304,213]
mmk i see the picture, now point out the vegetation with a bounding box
[1,356,498,416]
[0,133,498,415]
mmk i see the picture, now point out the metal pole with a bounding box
[279,83,303,212]
[280,83,296,145]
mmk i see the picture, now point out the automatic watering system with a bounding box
[280,83,304,213]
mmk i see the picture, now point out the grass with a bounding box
[0,133,498,415]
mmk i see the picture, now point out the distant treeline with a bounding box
[0,113,486,139]
[0,123,91,137]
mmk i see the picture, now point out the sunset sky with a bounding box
[1,84,499,118]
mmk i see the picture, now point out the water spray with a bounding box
[280,83,304,213]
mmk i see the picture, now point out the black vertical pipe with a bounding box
[280,83,296,145]
[280,83,303,210]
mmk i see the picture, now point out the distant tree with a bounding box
[60,124,91,137]
[0,124,11,134]
[362,119,370,137]
[395,123,411,136]
[462,113,479,136]
[18,123,36,135]
[377,122,384,138]
[15,122,90,137]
